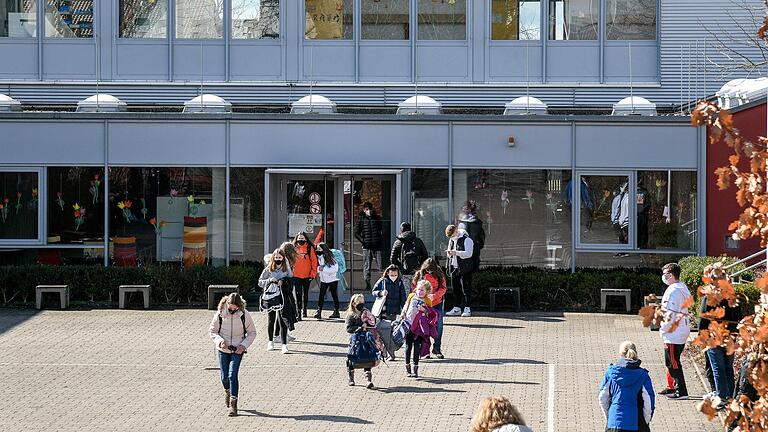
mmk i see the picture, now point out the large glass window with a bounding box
[47,167,104,245]
[491,0,540,40]
[175,0,224,38]
[573,175,630,246]
[119,0,168,38]
[108,167,226,267]
[362,0,409,40]
[230,168,265,264]
[232,0,280,39]
[636,171,697,250]
[548,0,597,40]
[0,171,39,241]
[453,169,572,269]
[411,169,449,259]
[1,0,36,37]
[45,0,93,38]
[417,0,466,40]
[606,0,656,40]
[304,0,353,40]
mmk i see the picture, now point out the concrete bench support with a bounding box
[601,289,631,312]
[119,285,151,309]
[208,285,239,310]
[490,287,521,312]
[36,285,69,310]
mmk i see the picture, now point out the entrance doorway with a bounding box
[266,170,402,293]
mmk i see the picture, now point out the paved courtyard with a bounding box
[0,309,718,432]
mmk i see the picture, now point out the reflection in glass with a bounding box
[47,167,105,245]
[0,248,105,266]
[230,168,265,264]
[636,171,697,251]
[411,169,449,258]
[108,167,226,267]
[120,0,168,38]
[491,0,540,40]
[0,171,39,240]
[45,0,94,38]
[418,0,466,40]
[305,0,353,40]
[572,175,629,245]
[1,0,37,37]
[548,0,597,40]
[606,0,656,40]
[286,179,334,248]
[175,0,224,38]
[362,0,409,40]
[232,0,280,39]
[453,169,572,268]
[575,252,691,269]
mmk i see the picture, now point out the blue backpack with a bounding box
[347,331,380,368]
[332,248,346,276]
[392,319,408,348]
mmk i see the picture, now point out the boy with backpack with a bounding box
[390,222,429,289]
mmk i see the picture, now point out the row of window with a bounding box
[0,0,656,41]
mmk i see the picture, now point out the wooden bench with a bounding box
[490,287,521,312]
[208,285,239,310]
[119,285,151,309]
[36,285,69,310]
[601,288,631,312]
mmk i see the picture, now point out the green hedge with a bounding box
[678,256,757,317]
[0,264,263,307]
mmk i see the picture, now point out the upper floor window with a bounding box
[176,0,224,38]
[305,0,353,40]
[232,0,280,39]
[120,0,168,38]
[548,0,597,40]
[362,0,409,40]
[1,0,37,37]
[491,0,540,40]
[45,0,93,38]
[418,0,466,41]
[606,0,656,40]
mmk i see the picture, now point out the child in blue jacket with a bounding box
[598,341,655,432]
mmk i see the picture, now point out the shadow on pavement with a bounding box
[289,349,348,358]
[241,410,373,424]
[378,385,466,394]
[436,357,547,365]
[419,377,539,386]
[444,322,524,330]
[0,310,39,337]
[298,340,349,349]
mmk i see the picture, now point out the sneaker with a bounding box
[266,341,274,351]
[312,311,322,319]
[658,388,676,396]
[461,307,471,317]
[432,349,445,359]
[328,311,341,319]
[702,391,717,400]
[286,333,296,342]
[445,307,462,316]
[281,344,289,354]
[666,392,689,400]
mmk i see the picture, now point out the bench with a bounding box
[208,285,239,310]
[119,285,151,309]
[601,288,631,312]
[490,287,521,312]
[36,285,69,310]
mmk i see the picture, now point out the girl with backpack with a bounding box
[345,294,377,389]
[292,232,318,318]
[258,249,292,354]
[400,280,433,378]
[372,264,408,321]
[314,242,340,319]
[208,293,257,417]
[413,258,447,359]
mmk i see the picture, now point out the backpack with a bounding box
[218,313,247,337]
[347,331,380,369]
[260,278,285,312]
[392,319,408,348]
[332,248,346,275]
[400,238,421,273]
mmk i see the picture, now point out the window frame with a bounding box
[489,0,543,42]
[574,170,635,251]
[0,167,45,246]
[416,0,468,41]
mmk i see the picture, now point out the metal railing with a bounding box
[724,249,767,280]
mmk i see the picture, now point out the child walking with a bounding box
[401,279,432,378]
[314,242,341,319]
[345,294,377,389]
[258,249,292,354]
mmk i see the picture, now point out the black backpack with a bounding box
[400,239,421,273]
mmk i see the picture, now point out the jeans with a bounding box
[318,281,340,312]
[451,271,473,309]
[707,346,734,400]
[362,249,382,283]
[433,302,444,352]
[218,351,243,398]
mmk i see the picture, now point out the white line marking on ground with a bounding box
[548,364,556,432]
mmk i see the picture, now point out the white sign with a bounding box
[288,214,317,236]
[309,192,321,204]
[310,204,322,214]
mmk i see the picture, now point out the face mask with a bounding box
[662,274,673,285]
[297,240,306,245]
[274,259,283,264]
[365,210,371,216]
[228,308,238,314]
[355,303,365,312]
[388,275,398,282]
[316,251,324,256]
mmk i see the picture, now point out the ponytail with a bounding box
[619,340,638,360]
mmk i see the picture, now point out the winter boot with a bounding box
[413,365,419,379]
[329,310,340,319]
[224,389,230,408]
[406,363,413,377]
[365,371,374,389]
[228,396,238,416]
[347,369,355,386]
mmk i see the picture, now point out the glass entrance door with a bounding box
[285,177,335,247]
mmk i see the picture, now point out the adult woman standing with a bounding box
[413,258,447,359]
[208,293,257,417]
[258,249,293,354]
[598,341,655,432]
[314,242,341,319]
[292,232,318,318]
[345,294,377,389]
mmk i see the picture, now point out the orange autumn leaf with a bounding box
[729,154,740,166]
[701,307,725,320]
[681,295,695,310]
[638,305,657,327]
[757,277,768,294]
[697,399,720,421]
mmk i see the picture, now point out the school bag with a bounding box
[400,238,421,273]
[347,331,381,369]
[332,248,346,275]
[391,319,408,348]
[260,278,285,312]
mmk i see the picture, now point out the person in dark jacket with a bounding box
[355,202,384,291]
[598,341,655,432]
[390,222,429,289]
[457,201,485,272]
[345,294,375,389]
[372,264,408,321]
[727,354,759,432]
[699,294,744,406]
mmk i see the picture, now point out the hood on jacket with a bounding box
[491,424,534,432]
[459,211,478,223]
[608,358,647,388]
[397,231,417,241]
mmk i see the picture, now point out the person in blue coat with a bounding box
[371,264,408,321]
[598,341,655,432]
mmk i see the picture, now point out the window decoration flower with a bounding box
[89,174,101,204]
[117,200,133,223]
[56,191,65,211]
[73,203,86,231]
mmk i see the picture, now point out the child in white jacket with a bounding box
[658,263,692,399]
[314,242,341,319]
